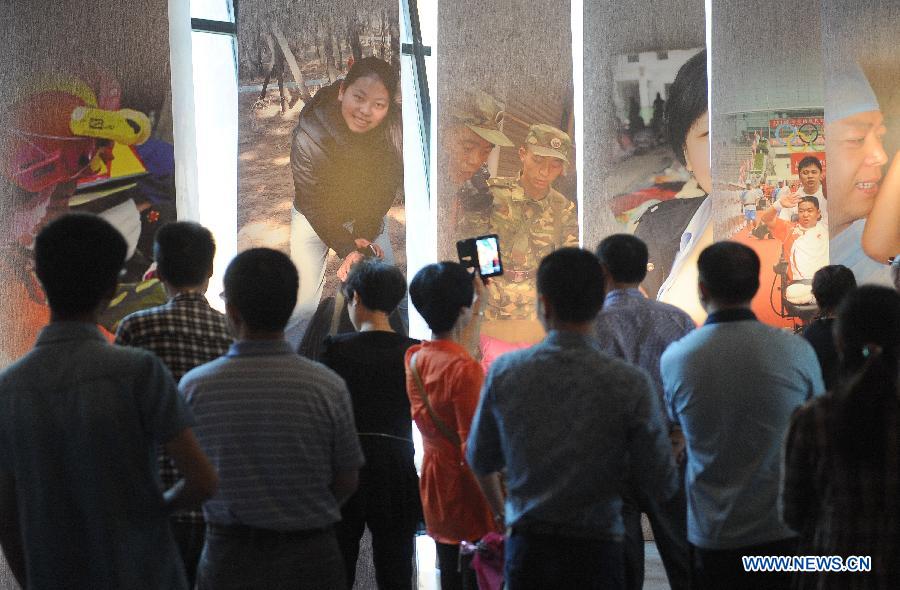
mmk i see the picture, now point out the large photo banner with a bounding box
[237,1,403,347]
[711,0,827,329]
[582,0,707,323]
[437,0,576,350]
[0,1,177,366]
[822,0,899,286]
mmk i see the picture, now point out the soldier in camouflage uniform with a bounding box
[481,124,579,322]
[443,91,514,251]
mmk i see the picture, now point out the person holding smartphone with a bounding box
[405,263,503,590]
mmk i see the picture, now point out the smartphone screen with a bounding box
[457,233,504,279]
[475,235,502,277]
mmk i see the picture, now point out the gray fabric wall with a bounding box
[581,0,705,251]
[436,0,574,257]
[0,1,171,365]
[709,0,824,237]
[823,0,900,160]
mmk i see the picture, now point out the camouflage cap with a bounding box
[524,124,572,163]
[449,90,514,147]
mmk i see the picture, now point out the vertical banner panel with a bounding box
[0,1,176,366]
[437,0,575,349]
[822,0,898,285]
[237,1,404,347]
[583,0,707,323]
[710,0,826,328]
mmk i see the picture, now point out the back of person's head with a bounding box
[537,248,606,323]
[811,265,856,313]
[341,259,406,314]
[596,234,649,284]
[697,242,760,305]
[35,213,127,317]
[834,285,900,466]
[344,57,400,104]
[836,285,900,376]
[223,248,298,332]
[409,262,473,333]
[797,155,823,172]
[153,221,216,288]
[666,49,707,166]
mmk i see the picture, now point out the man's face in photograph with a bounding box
[798,163,822,194]
[825,110,888,233]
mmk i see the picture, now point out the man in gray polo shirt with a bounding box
[468,247,677,589]
[661,242,824,590]
[181,248,364,590]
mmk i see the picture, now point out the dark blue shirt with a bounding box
[467,331,677,540]
[0,322,192,589]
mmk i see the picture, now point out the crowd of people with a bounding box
[1,210,898,590]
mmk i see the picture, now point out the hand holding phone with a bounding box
[457,234,504,280]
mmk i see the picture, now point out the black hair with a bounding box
[153,221,216,288]
[223,248,298,332]
[596,234,649,284]
[343,57,399,107]
[799,196,820,210]
[537,248,606,323]
[697,242,760,304]
[341,258,407,314]
[34,213,127,317]
[834,286,900,468]
[811,265,856,313]
[409,262,473,333]
[666,49,707,166]
[797,156,823,172]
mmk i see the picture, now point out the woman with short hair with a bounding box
[405,262,502,590]
[321,259,420,589]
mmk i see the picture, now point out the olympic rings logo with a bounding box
[772,122,821,152]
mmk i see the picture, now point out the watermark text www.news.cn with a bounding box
[742,555,872,573]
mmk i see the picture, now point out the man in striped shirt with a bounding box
[181,248,364,590]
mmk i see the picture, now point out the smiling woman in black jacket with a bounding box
[287,57,402,343]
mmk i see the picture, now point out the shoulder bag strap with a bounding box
[409,351,462,447]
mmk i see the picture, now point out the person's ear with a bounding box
[518,146,527,164]
[338,82,346,102]
[598,263,613,289]
[683,146,694,175]
[537,294,553,322]
[697,280,710,304]
[225,301,242,326]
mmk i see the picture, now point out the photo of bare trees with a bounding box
[236,0,402,310]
